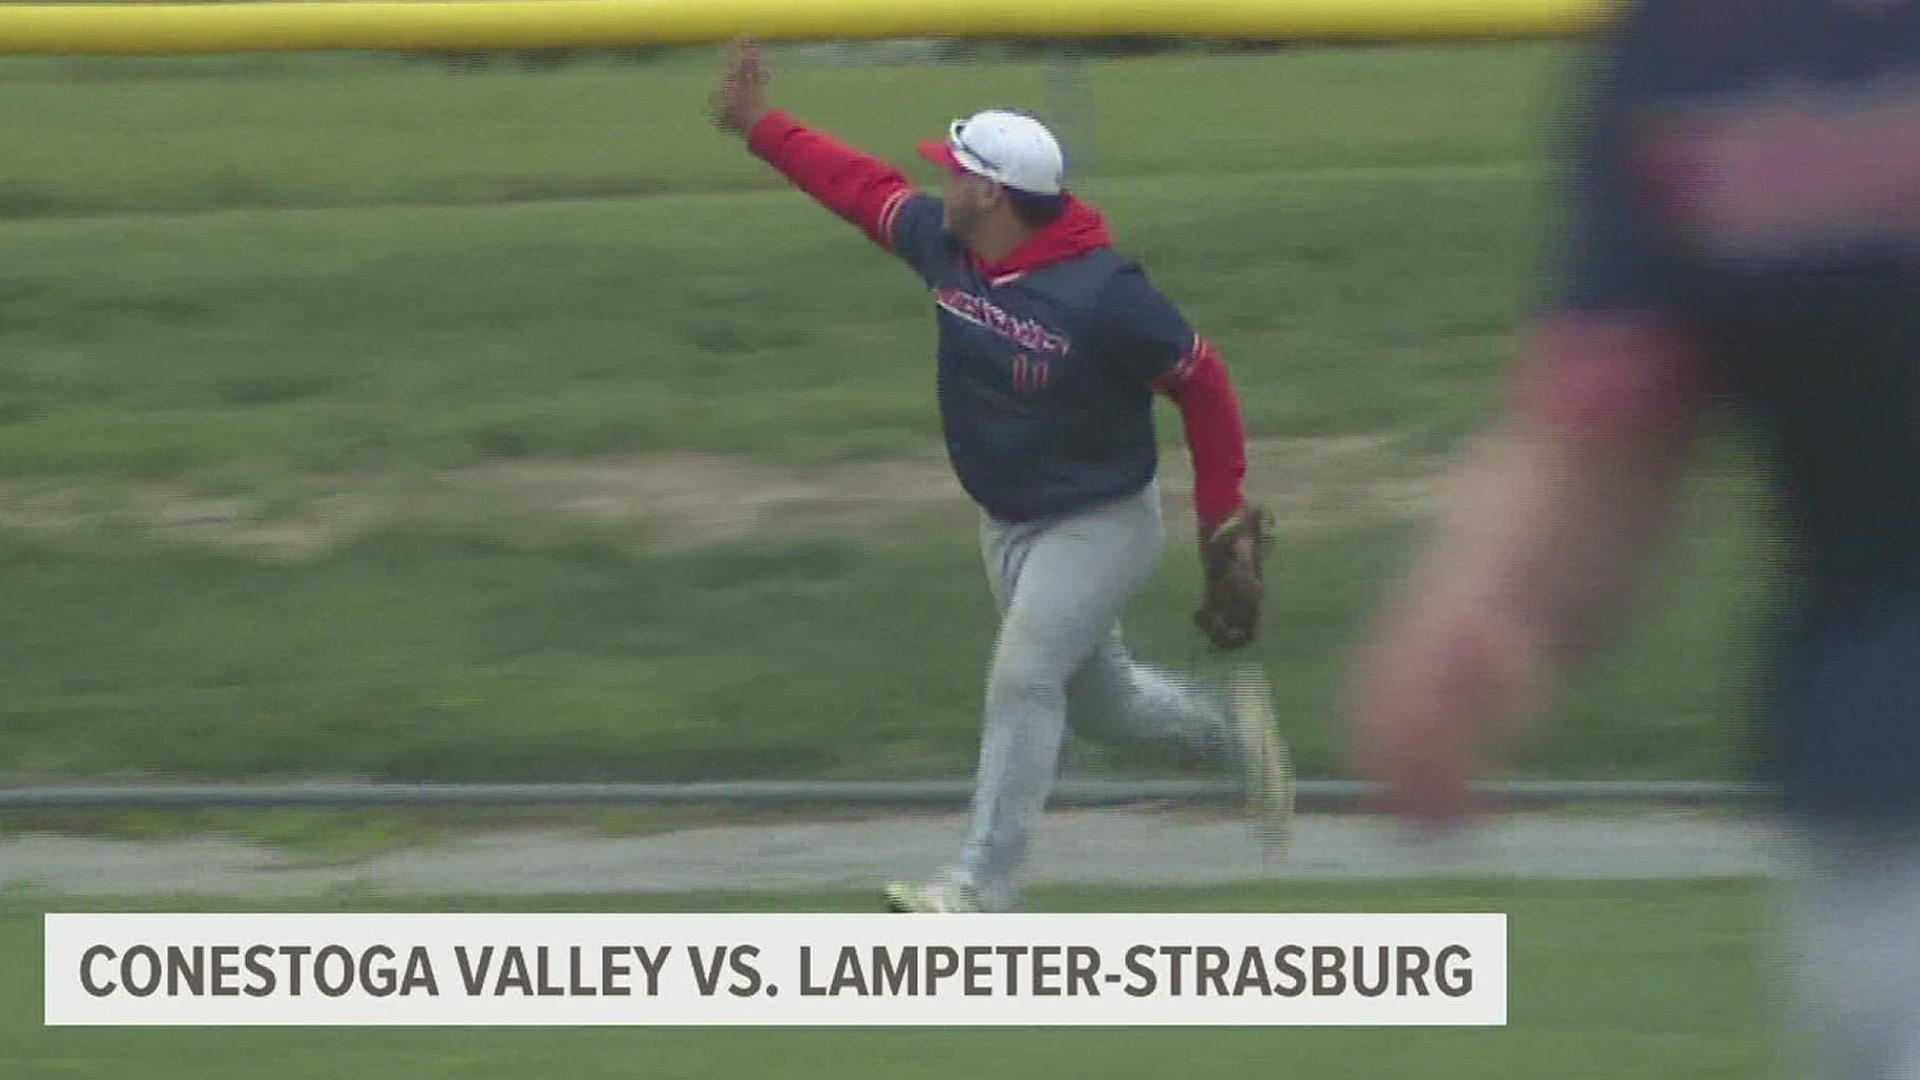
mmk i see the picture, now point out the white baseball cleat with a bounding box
[883,879,985,914]
[1228,664,1295,856]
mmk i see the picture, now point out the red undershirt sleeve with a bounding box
[1155,335,1249,531]
[746,109,918,253]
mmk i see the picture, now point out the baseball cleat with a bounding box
[1228,664,1295,856]
[883,879,984,914]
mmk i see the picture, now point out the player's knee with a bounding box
[986,653,1071,712]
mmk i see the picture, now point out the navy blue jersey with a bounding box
[745,110,1247,527]
[885,194,1196,522]
[1548,0,1920,822]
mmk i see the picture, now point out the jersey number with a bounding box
[1013,354,1052,393]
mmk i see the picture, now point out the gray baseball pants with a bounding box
[1775,820,1920,1079]
[951,480,1234,908]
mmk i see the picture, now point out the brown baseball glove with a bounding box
[1195,506,1276,650]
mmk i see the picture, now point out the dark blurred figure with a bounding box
[1346,1,1920,1074]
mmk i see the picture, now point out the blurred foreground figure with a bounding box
[1346,1,1920,1074]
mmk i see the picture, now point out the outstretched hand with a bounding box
[1344,578,1548,834]
[712,37,771,136]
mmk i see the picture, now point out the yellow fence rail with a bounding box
[0,0,1615,56]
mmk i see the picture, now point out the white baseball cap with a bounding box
[916,109,1066,196]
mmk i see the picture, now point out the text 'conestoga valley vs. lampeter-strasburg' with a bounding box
[72,941,1479,1001]
[44,913,1507,1025]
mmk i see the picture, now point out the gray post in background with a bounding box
[1041,40,1096,180]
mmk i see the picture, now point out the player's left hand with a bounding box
[1194,505,1275,650]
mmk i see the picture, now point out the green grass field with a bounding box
[0,44,1795,1080]
[0,43,1785,787]
[4,880,1780,1079]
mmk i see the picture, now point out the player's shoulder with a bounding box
[1007,246,1130,310]
[890,191,950,241]
[1076,256,1191,355]
[887,192,962,269]
[1089,255,1184,320]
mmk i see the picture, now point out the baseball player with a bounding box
[711,40,1291,914]
[1347,1,1920,1075]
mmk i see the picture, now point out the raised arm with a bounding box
[712,39,922,255]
